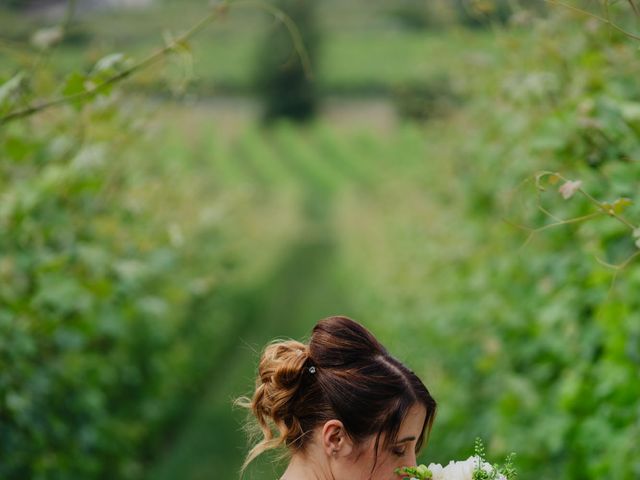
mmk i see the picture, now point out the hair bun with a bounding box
[310,315,385,368]
[259,340,309,390]
[236,339,311,472]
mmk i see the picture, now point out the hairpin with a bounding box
[308,366,316,374]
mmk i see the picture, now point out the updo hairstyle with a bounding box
[235,316,436,475]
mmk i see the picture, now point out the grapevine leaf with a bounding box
[612,197,632,214]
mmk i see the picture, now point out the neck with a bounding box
[280,449,332,480]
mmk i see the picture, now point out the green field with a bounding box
[0,0,502,95]
[2,1,640,479]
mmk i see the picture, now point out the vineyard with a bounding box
[1,1,640,479]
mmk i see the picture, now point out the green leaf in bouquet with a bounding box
[472,438,517,480]
[502,453,517,480]
[394,464,432,479]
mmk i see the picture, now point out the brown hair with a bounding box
[235,315,437,476]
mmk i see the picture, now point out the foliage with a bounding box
[392,75,460,122]
[0,4,502,96]
[254,0,319,122]
[1,83,181,477]
[384,1,439,31]
[0,6,297,477]
[472,438,516,480]
[332,4,640,480]
[4,2,640,480]
[453,0,514,28]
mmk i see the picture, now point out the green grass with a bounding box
[130,112,463,479]
[0,3,504,94]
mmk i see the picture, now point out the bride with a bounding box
[235,315,437,480]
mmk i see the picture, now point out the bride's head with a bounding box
[236,316,437,480]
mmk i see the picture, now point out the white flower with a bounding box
[426,456,497,480]
[427,458,473,480]
[558,180,582,199]
[426,462,445,480]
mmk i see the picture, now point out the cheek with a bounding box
[367,452,399,480]
[351,448,386,480]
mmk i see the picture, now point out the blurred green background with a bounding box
[1,0,640,479]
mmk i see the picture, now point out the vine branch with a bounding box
[506,171,640,274]
[0,2,229,126]
[545,0,640,41]
[0,0,312,127]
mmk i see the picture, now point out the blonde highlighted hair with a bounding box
[234,339,311,473]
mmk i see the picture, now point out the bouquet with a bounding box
[395,438,516,480]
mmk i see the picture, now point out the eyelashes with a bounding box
[392,448,406,457]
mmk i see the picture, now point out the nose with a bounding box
[407,450,417,467]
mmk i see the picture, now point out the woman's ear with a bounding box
[321,419,354,457]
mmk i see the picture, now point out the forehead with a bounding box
[397,403,427,439]
[357,403,428,454]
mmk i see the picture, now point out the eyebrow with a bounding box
[396,436,416,443]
